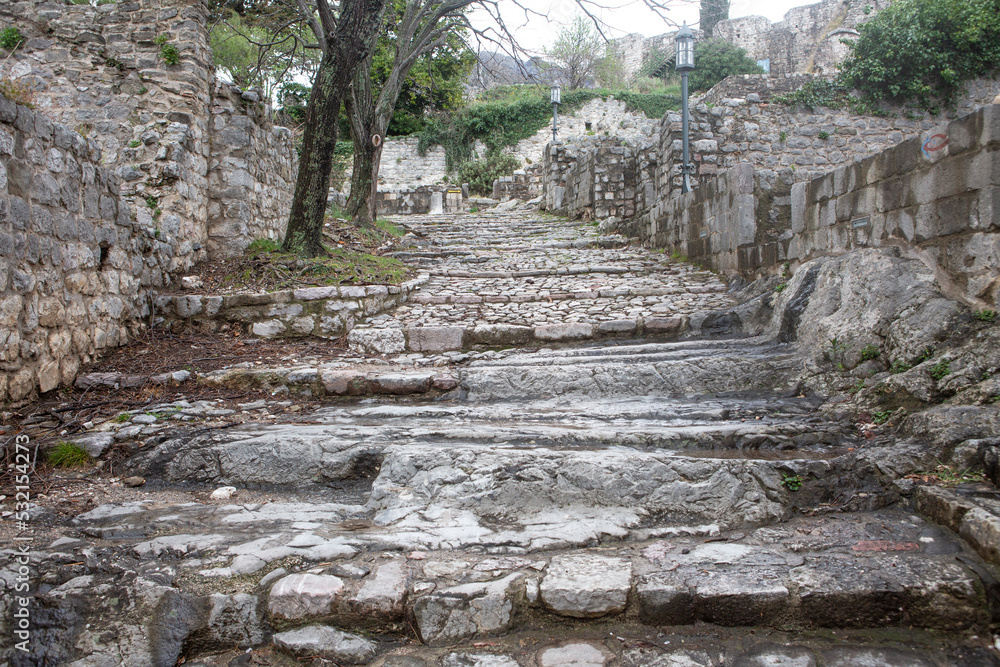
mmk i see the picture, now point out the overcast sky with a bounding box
[470,0,809,54]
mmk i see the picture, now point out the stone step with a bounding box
[346,319,695,354]
[915,482,1000,567]
[50,504,995,662]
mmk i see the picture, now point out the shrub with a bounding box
[974,309,997,322]
[688,39,765,93]
[839,0,1000,108]
[0,27,24,51]
[457,152,520,197]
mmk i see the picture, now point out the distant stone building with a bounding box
[713,0,892,75]
[609,0,890,81]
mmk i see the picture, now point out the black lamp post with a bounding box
[675,22,695,193]
[551,84,561,145]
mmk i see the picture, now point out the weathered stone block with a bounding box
[540,555,631,618]
[414,573,523,646]
[268,573,345,622]
[407,325,465,352]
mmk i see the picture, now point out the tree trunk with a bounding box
[282,0,387,257]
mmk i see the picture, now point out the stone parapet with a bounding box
[632,104,1000,307]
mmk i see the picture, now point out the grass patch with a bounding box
[47,442,92,468]
[218,240,408,292]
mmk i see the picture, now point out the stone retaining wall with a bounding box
[0,0,298,266]
[155,274,430,340]
[544,137,656,220]
[376,186,466,216]
[632,104,1000,307]
[0,99,161,403]
[207,83,298,258]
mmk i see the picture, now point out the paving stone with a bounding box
[443,654,521,667]
[731,644,817,667]
[819,648,936,667]
[407,325,466,352]
[789,555,980,629]
[267,573,345,621]
[272,625,376,664]
[540,554,631,618]
[537,643,611,667]
[535,323,595,342]
[346,559,409,622]
[637,574,694,625]
[413,572,523,645]
[692,571,790,626]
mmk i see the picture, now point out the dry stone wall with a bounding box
[208,83,297,257]
[0,0,297,266]
[0,99,162,403]
[0,0,298,403]
[632,104,1000,308]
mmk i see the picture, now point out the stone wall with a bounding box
[654,75,1000,227]
[343,97,659,193]
[207,83,298,257]
[0,0,297,265]
[0,0,298,402]
[713,0,892,75]
[155,274,430,340]
[632,105,1000,307]
[0,99,163,403]
[376,186,466,216]
[494,166,543,202]
[544,136,655,220]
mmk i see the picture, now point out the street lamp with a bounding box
[551,84,561,145]
[675,22,695,193]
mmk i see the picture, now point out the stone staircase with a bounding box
[7,209,1000,666]
[347,212,733,355]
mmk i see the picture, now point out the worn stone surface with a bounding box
[272,625,377,664]
[413,573,523,645]
[267,573,345,621]
[540,555,632,618]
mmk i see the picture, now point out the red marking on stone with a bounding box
[852,540,920,552]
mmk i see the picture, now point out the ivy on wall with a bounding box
[417,85,679,171]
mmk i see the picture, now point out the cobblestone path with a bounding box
[347,211,734,354]
[9,208,1000,666]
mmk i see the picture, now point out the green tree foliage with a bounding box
[369,7,474,136]
[838,0,1000,107]
[209,9,319,97]
[549,15,605,89]
[699,0,730,37]
[458,152,520,196]
[688,38,763,92]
